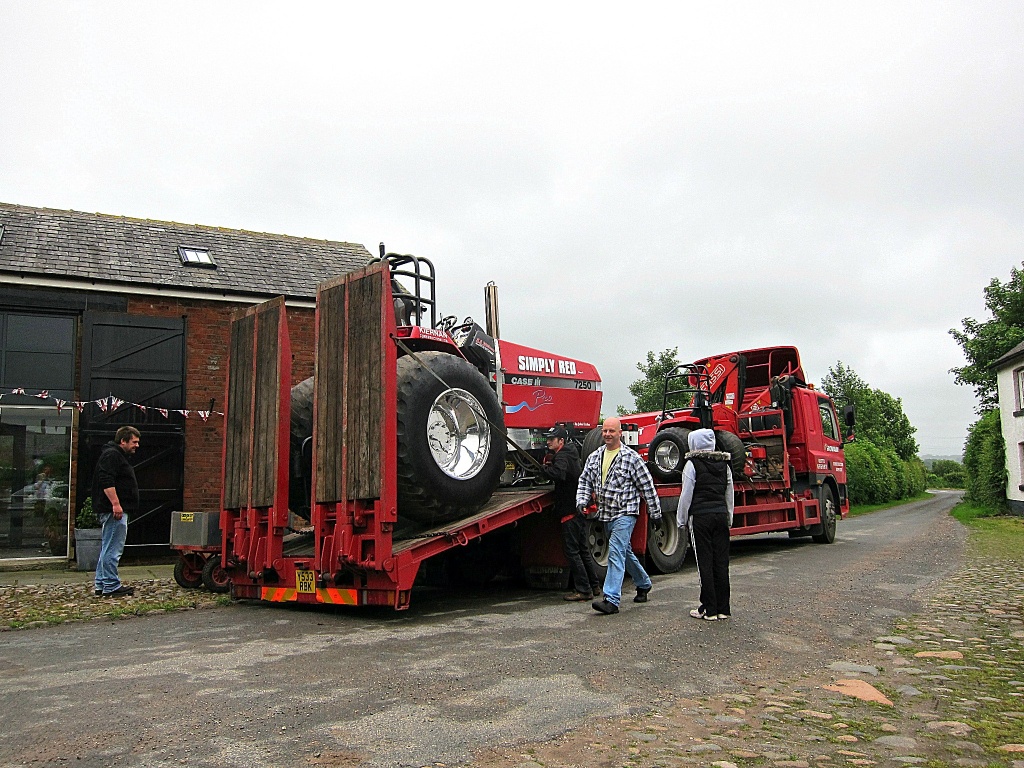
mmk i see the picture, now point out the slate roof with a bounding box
[0,202,373,300]
[992,340,1024,370]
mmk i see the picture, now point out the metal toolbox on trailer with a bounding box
[170,511,221,548]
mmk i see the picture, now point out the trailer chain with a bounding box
[392,336,548,473]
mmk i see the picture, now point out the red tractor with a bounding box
[219,251,605,608]
[621,346,855,564]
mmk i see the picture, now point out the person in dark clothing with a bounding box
[91,426,141,597]
[676,428,734,620]
[540,426,601,601]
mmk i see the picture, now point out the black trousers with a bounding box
[562,514,603,595]
[690,511,731,616]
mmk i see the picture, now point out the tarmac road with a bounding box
[0,491,964,768]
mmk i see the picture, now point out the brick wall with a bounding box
[126,297,315,512]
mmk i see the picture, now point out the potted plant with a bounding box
[74,496,102,570]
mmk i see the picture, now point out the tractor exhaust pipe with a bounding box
[484,281,502,403]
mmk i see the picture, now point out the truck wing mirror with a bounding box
[843,404,856,427]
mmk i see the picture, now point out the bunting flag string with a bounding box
[0,387,224,421]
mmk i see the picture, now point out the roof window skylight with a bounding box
[178,246,216,267]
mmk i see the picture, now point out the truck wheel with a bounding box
[396,351,506,524]
[580,426,603,462]
[201,556,231,593]
[811,484,838,543]
[714,430,747,476]
[586,518,610,576]
[173,555,203,589]
[648,427,692,482]
[646,507,686,574]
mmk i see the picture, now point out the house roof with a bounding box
[0,202,373,301]
[992,340,1024,370]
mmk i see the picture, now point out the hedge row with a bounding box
[844,439,927,505]
[963,409,1008,511]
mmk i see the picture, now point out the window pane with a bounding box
[0,406,73,560]
[4,351,75,391]
[819,401,838,441]
[6,315,75,353]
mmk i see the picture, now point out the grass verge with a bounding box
[848,491,932,517]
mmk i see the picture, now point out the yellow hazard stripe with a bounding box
[316,587,359,605]
[261,587,298,602]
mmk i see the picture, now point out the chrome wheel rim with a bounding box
[654,441,680,473]
[426,388,491,479]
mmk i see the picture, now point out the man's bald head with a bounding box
[602,417,622,450]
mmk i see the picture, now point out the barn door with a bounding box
[79,311,186,551]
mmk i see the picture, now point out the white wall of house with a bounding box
[996,359,1024,514]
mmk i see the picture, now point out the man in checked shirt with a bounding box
[576,417,662,614]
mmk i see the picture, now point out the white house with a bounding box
[993,340,1024,514]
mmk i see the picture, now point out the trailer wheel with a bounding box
[648,427,692,482]
[201,556,231,593]
[580,426,604,462]
[811,484,838,543]
[173,555,203,589]
[646,506,686,573]
[396,351,506,524]
[714,430,747,476]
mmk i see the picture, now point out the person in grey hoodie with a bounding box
[676,428,734,620]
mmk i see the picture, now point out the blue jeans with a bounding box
[94,512,128,593]
[602,515,652,606]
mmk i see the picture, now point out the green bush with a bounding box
[844,439,925,504]
[963,409,1007,511]
[903,456,927,496]
[75,496,99,529]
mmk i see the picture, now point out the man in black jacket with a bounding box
[541,426,601,601]
[92,426,141,597]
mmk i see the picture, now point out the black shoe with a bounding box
[633,587,651,603]
[590,584,603,596]
[591,598,619,615]
[102,586,135,597]
[94,589,102,596]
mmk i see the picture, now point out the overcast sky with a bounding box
[2,2,1022,457]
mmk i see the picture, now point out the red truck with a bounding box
[218,253,605,609]
[618,346,855,573]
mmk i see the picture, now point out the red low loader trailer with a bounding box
[219,254,612,609]
[619,346,855,569]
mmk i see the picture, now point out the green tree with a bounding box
[962,409,1007,509]
[618,348,691,415]
[821,361,918,460]
[950,263,1024,408]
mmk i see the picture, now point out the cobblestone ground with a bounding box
[475,540,1024,768]
[0,578,223,629]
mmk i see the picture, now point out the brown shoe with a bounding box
[563,591,592,601]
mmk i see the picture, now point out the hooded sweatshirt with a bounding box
[676,428,734,530]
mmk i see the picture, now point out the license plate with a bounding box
[179,512,194,523]
[295,569,315,594]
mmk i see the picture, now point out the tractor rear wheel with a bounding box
[580,426,603,462]
[714,430,747,475]
[648,427,692,482]
[811,484,838,543]
[396,352,506,526]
